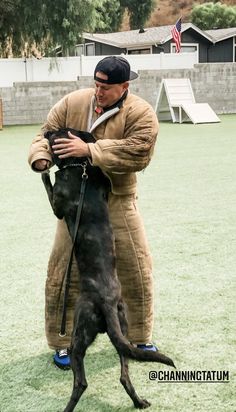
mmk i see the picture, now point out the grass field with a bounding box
[0,116,235,412]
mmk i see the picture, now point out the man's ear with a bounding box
[123,81,129,91]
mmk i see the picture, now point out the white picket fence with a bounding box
[0,52,198,87]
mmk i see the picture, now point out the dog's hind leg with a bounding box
[119,355,151,409]
[63,348,87,412]
[117,300,151,409]
[63,299,102,412]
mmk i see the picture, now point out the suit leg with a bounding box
[109,193,154,344]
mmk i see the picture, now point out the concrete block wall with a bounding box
[132,63,236,114]
[0,63,235,126]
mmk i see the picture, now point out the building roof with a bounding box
[205,27,236,42]
[83,23,214,48]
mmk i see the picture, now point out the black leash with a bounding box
[59,161,88,337]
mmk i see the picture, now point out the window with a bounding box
[234,36,236,62]
[127,47,151,55]
[85,43,95,56]
[171,43,198,54]
[75,44,84,56]
[75,43,95,56]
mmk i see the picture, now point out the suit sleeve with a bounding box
[28,96,68,171]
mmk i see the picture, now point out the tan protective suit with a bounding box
[28,88,158,349]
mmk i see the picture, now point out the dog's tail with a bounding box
[105,308,175,368]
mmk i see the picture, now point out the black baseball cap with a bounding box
[94,56,138,84]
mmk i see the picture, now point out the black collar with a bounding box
[95,90,128,114]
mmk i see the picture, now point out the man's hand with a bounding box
[52,131,91,158]
[34,159,49,171]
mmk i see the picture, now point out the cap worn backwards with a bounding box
[94,56,138,85]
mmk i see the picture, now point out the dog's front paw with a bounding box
[134,398,151,409]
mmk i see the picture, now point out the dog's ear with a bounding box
[44,131,54,139]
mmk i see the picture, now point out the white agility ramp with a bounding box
[155,78,220,124]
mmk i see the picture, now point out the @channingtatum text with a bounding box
[149,370,230,383]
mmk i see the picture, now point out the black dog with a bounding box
[41,128,175,411]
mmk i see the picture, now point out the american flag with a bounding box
[171,18,182,53]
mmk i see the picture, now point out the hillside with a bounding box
[123,0,236,29]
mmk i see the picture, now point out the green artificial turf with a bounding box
[0,116,235,412]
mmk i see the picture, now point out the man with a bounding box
[28,56,159,369]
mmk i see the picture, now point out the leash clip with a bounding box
[81,161,88,179]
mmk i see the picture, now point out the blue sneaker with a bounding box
[53,348,70,369]
[136,343,159,352]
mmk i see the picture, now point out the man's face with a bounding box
[95,71,128,108]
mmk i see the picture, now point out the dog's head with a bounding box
[44,128,95,169]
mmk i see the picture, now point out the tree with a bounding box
[93,0,124,33]
[121,0,155,29]
[0,0,156,57]
[0,0,102,57]
[93,0,155,33]
[0,0,19,57]
[191,2,236,30]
